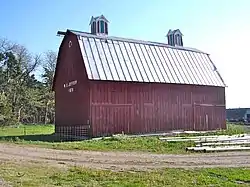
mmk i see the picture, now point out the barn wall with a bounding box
[54,33,90,136]
[89,81,226,137]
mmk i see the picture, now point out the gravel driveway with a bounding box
[0,143,250,171]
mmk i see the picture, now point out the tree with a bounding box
[42,50,57,88]
[0,37,43,125]
[0,37,57,126]
[41,50,57,124]
[0,92,14,126]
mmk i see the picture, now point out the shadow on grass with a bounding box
[0,134,89,142]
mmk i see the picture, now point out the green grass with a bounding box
[0,124,54,136]
[0,123,249,154]
[0,123,247,137]
[0,162,250,187]
[172,123,249,137]
[13,136,196,154]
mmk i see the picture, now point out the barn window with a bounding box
[174,35,177,46]
[91,23,94,34]
[68,41,72,48]
[100,20,105,33]
[170,35,174,46]
[176,35,179,45]
[92,21,96,34]
[105,22,108,34]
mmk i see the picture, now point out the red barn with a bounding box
[53,15,226,138]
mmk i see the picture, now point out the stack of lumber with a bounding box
[159,134,250,152]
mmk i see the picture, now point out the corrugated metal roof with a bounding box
[72,30,226,87]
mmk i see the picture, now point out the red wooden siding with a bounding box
[89,81,225,137]
[54,34,90,136]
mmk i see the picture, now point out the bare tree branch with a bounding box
[0,37,18,53]
[43,50,57,72]
[19,54,42,86]
[41,50,57,88]
[0,39,42,88]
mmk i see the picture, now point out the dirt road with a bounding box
[0,143,250,171]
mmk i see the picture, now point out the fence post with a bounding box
[23,126,26,136]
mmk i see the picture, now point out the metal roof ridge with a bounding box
[68,29,208,54]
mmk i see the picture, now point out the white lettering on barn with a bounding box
[68,88,74,93]
[63,80,77,93]
[63,80,78,88]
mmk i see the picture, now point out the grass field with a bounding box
[0,124,54,136]
[1,124,250,187]
[0,162,250,187]
[0,123,249,154]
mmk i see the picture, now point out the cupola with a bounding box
[167,29,183,47]
[89,15,109,36]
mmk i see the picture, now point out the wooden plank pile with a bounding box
[159,134,250,152]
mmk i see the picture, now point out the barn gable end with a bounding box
[53,32,91,137]
[53,32,88,91]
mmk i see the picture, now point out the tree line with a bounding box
[0,37,57,126]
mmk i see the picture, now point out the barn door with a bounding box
[193,104,209,131]
[193,103,225,131]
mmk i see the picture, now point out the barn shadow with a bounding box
[0,133,89,142]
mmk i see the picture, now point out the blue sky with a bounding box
[0,0,250,108]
